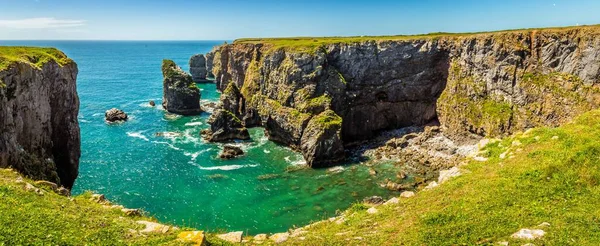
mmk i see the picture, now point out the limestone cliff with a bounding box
[205,25,600,167]
[162,59,202,115]
[0,47,80,189]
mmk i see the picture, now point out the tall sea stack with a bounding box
[0,47,81,189]
[162,59,202,115]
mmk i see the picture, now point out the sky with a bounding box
[0,0,599,40]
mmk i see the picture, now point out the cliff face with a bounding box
[0,48,80,188]
[207,26,600,166]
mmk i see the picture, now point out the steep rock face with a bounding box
[0,49,80,188]
[189,54,208,82]
[438,29,600,136]
[202,83,250,142]
[208,26,600,166]
[162,60,202,115]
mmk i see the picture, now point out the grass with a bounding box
[288,109,600,245]
[0,47,72,71]
[233,24,600,53]
[0,169,233,245]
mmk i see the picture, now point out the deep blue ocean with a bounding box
[0,40,399,234]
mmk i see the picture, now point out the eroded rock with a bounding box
[203,109,250,142]
[219,145,244,159]
[105,108,128,122]
[217,231,243,243]
[162,59,202,115]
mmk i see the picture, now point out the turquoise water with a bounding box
[0,41,401,234]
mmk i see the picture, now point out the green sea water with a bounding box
[1,40,403,234]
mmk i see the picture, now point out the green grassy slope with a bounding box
[289,109,600,245]
[0,46,73,71]
[0,169,236,245]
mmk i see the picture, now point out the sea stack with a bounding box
[189,54,209,82]
[161,59,202,115]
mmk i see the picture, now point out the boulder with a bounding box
[217,231,243,243]
[203,109,250,142]
[177,231,206,246]
[269,232,290,244]
[363,196,385,205]
[105,108,128,122]
[219,145,244,159]
[162,59,202,115]
[136,220,174,234]
[511,228,546,240]
[149,100,156,107]
[189,54,209,82]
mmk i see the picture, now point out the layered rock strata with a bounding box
[205,26,600,167]
[0,48,80,188]
[162,60,202,115]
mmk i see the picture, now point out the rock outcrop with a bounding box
[105,108,128,122]
[206,26,600,167]
[219,145,244,159]
[201,83,251,142]
[0,48,80,189]
[202,109,250,142]
[189,54,209,82]
[162,60,202,115]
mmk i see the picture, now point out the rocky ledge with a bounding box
[161,59,202,115]
[201,25,600,168]
[0,47,80,189]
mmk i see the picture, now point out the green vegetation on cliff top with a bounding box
[286,109,600,245]
[0,47,72,71]
[233,24,600,52]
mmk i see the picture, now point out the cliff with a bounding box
[206,25,600,166]
[161,59,202,115]
[0,47,80,189]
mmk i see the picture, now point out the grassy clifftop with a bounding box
[0,46,73,71]
[233,24,600,53]
[283,109,600,245]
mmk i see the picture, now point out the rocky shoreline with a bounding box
[197,26,600,171]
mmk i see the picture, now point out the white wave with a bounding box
[80,119,90,123]
[264,149,271,154]
[185,121,203,126]
[184,149,210,161]
[127,131,149,142]
[92,113,103,117]
[152,141,181,150]
[291,159,307,166]
[195,164,259,171]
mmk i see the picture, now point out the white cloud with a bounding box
[0,17,86,29]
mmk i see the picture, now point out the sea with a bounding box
[0,40,400,234]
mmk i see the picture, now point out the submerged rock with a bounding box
[149,100,156,107]
[203,109,250,142]
[105,108,128,122]
[162,59,202,115]
[189,54,209,82]
[219,145,244,159]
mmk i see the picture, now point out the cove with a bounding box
[1,40,402,234]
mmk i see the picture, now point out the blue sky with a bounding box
[0,0,598,40]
